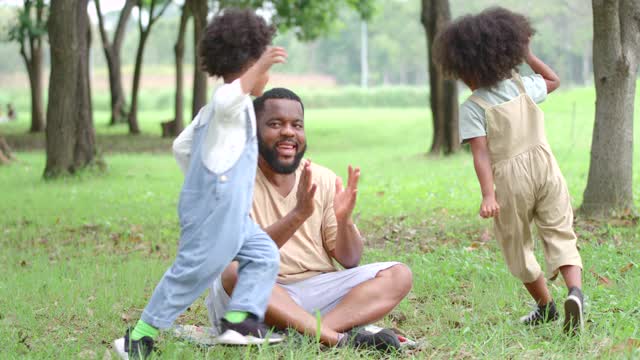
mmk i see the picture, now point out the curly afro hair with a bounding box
[433,7,535,88]
[199,8,276,78]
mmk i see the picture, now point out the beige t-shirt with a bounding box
[250,161,338,284]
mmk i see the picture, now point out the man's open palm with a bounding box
[334,165,360,223]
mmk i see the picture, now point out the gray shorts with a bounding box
[205,261,400,333]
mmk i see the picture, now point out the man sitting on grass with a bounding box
[197,88,413,352]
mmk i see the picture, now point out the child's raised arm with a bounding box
[469,136,500,218]
[240,46,287,94]
[526,47,560,94]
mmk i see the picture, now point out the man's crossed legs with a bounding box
[206,262,412,347]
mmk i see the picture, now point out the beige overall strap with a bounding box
[468,94,493,110]
[511,70,526,94]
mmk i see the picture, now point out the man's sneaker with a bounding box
[520,301,559,326]
[339,327,401,352]
[113,329,154,360]
[215,314,284,345]
[564,287,584,335]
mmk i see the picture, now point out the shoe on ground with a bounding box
[113,329,154,360]
[520,301,559,326]
[340,327,401,352]
[563,287,585,335]
[216,314,284,345]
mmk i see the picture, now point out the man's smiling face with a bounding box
[257,98,306,174]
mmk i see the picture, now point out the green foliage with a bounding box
[6,0,47,45]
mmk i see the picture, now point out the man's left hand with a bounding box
[334,165,360,223]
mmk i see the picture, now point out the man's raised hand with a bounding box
[334,165,360,223]
[294,160,317,219]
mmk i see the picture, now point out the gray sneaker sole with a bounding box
[563,294,584,334]
[215,329,284,345]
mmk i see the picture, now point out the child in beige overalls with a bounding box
[433,7,585,334]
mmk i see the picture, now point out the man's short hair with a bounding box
[253,88,305,118]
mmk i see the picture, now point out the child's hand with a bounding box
[254,46,288,74]
[480,195,500,218]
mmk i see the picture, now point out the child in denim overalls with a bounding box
[433,7,585,335]
[114,9,288,359]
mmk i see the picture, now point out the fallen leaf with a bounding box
[620,263,634,274]
[376,191,385,197]
[479,229,492,243]
[611,338,640,353]
[590,269,613,286]
[121,313,132,322]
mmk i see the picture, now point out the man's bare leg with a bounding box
[321,264,413,332]
[221,263,342,346]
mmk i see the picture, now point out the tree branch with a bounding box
[113,0,136,50]
[94,0,112,49]
[149,0,171,28]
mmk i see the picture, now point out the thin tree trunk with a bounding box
[45,0,96,178]
[582,0,639,217]
[127,0,171,135]
[164,3,191,138]
[421,0,459,155]
[95,0,134,126]
[127,29,150,135]
[27,42,45,133]
[190,0,208,119]
[18,1,46,133]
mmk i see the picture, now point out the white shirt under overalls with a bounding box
[173,79,256,174]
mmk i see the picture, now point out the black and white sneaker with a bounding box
[563,287,584,335]
[113,329,154,360]
[215,315,284,345]
[520,301,559,326]
[340,327,401,352]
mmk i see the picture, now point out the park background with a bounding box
[0,0,639,358]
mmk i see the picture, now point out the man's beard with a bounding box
[258,137,307,174]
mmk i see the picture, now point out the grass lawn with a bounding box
[1,85,639,359]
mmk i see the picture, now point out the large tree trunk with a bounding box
[582,0,639,217]
[163,3,190,138]
[190,0,208,119]
[421,0,459,155]
[95,0,135,126]
[127,30,150,135]
[45,0,96,178]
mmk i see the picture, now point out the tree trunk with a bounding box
[27,41,45,133]
[421,0,459,155]
[45,0,96,178]
[127,30,150,135]
[190,0,208,119]
[127,0,171,135]
[0,136,13,165]
[163,2,191,138]
[104,49,128,125]
[95,0,135,126]
[582,0,639,217]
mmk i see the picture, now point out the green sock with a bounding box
[224,311,249,324]
[131,319,159,341]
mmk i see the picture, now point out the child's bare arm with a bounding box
[240,46,287,94]
[469,136,500,218]
[526,48,560,94]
